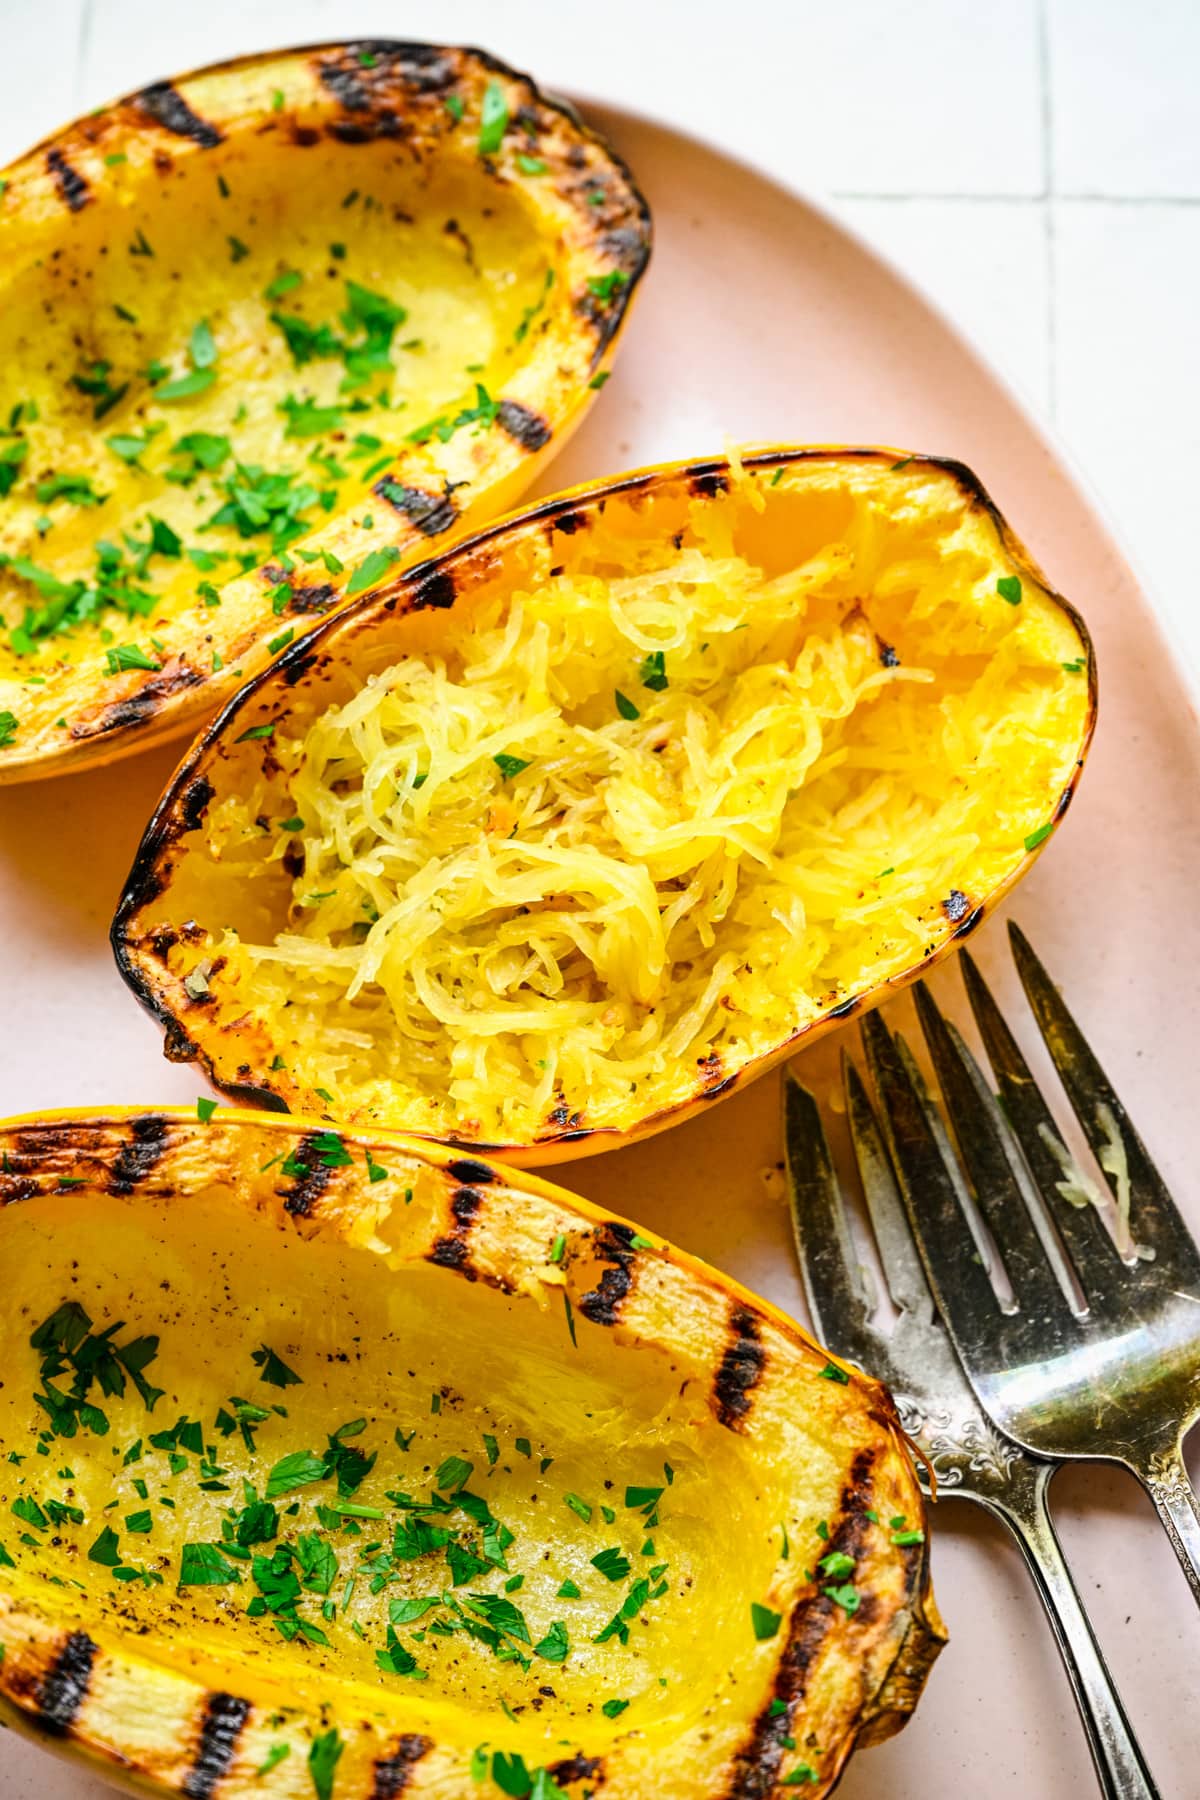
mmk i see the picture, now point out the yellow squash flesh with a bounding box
[0,41,649,782]
[0,1107,942,1798]
[113,449,1096,1162]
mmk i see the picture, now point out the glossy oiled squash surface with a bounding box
[0,1109,942,1798]
[0,42,648,781]
[113,450,1095,1160]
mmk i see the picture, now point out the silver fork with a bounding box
[784,1060,1159,1800]
[871,922,1200,1603]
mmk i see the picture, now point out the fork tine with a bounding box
[782,1069,879,1359]
[1008,922,1181,1254]
[912,981,1074,1322]
[859,1010,1002,1345]
[961,946,1137,1280]
[843,1052,934,1325]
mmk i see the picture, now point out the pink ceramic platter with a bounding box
[1,101,1197,1800]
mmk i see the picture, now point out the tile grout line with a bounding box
[1037,0,1058,425]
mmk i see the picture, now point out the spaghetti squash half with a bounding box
[0,1106,942,1800]
[0,41,649,783]
[113,450,1095,1160]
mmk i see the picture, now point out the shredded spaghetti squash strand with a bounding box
[210,466,1088,1138]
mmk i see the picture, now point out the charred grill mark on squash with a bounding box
[689,468,730,500]
[373,478,459,536]
[136,82,223,149]
[713,1305,766,1430]
[578,1220,637,1325]
[826,996,859,1020]
[952,904,985,939]
[286,582,338,615]
[278,1130,335,1217]
[108,1114,169,1195]
[410,568,458,611]
[177,775,215,835]
[427,1183,484,1276]
[181,1691,252,1800]
[371,1733,434,1795]
[45,147,89,212]
[723,1448,879,1798]
[547,1751,605,1786]
[35,1631,96,1735]
[447,1157,496,1186]
[496,399,552,453]
[74,661,204,738]
[552,510,586,535]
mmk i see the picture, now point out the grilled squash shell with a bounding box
[112,449,1095,1161]
[0,1107,943,1798]
[0,41,649,782]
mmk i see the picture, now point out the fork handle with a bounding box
[982,1459,1160,1800]
[1137,1439,1200,1607]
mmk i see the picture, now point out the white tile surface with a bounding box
[834,198,1052,415]
[1049,0,1200,196]
[0,0,1194,675]
[1054,199,1200,673]
[74,0,1045,196]
[0,0,86,153]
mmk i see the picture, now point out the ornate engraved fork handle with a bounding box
[973,1458,1160,1800]
[1136,1439,1200,1606]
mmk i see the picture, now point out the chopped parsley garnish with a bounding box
[29,1301,163,1438]
[445,95,465,123]
[435,1455,474,1494]
[818,1550,855,1580]
[602,1697,630,1718]
[818,1361,849,1384]
[256,1744,290,1776]
[534,1619,570,1663]
[493,753,530,779]
[264,269,302,301]
[589,371,611,390]
[0,711,17,749]
[88,1525,121,1566]
[614,689,640,721]
[624,1485,663,1510]
[587,270,629,302]
[346,545,401,596]
[252,1345,302,1388]
[564,1493,592,1524]
[308,1727,344,1800]
[1023,823,1053,851]
[997,575,1023,606]
[235,723,275,742]
[265,1449,329,1499]
[196,1097,217,1124]
[823,1582,860,1615]
[639,651,668,691]
[71,361,129,420]
[750,1601,782,1640]
[478,82,509,156]
[279,394,345,439]
[591,1545,632,1583]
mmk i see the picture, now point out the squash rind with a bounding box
[111,447,1097,1162]
[0,40,650,783]
[0,1106,943,1799]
